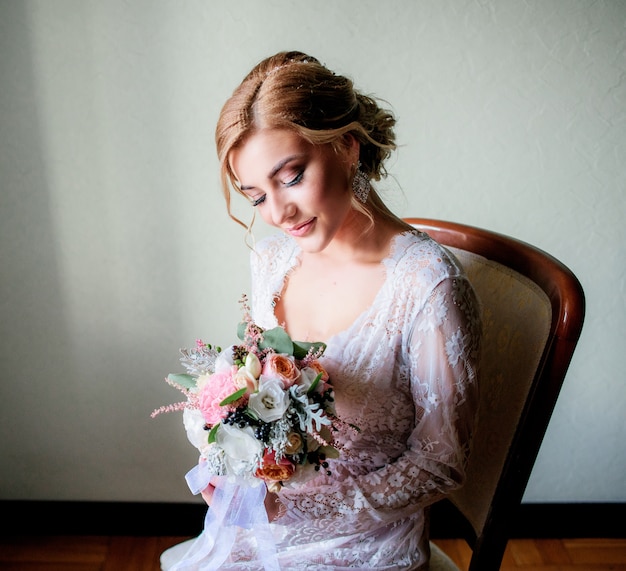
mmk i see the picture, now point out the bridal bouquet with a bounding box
[152,297,340,493]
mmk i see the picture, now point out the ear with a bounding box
[342,133,360,165]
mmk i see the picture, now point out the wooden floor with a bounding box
[434,538,626,570]
[0,536,625,570]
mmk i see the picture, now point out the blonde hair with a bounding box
[215,51,408,232]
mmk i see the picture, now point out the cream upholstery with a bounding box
[406,218,585,571]
[447,247,551,533]
[427,247,551,570]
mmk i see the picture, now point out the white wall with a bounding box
[1,0,624,504]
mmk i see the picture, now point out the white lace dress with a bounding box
[162,229,480,570]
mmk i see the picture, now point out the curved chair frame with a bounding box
[405,218,586,571]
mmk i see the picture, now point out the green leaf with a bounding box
[237,321,247,341]
[306,372,323,395]
[292,340,327,359]
[207,424,219,444]
[246,408,259,422]
[258,327,294,355]
[320,445,340,459]
[167,373,197,389]
[219,387,247,406]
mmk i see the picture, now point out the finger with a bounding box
[201,483,215,505]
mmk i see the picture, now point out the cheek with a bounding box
[326,164,352,201]
[258,207,273,225]
[325,180,353,212]
[254,201,280,226]
[314,170,350,207]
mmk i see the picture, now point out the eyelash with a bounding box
[249,170,304,207]
[285,170,304,187]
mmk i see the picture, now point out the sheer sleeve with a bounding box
[281,270,481,524]
[377,275,481,512]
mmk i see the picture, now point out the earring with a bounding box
[352,161,370,203]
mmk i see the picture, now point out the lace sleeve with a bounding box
[282,274,481,523]
[389,275,481,510]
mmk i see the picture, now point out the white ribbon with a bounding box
[169,461,280,570]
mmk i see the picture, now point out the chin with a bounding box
[294,237,329,254]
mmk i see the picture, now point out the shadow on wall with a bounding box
[0,1,189,500]
[0,2,76,496]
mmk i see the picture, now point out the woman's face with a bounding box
[229,128,357,254]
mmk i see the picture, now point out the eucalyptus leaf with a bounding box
[259,326,294,355]
[220,387,247,406]
[237,321,247,341]
[167,373,197,389]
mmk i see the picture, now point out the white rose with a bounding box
[183,407,210,454]
[215,422,263,477]
[214,345,237,373]
[297,367,321,392]
[248,378,290,422]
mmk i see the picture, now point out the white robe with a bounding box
[162,230,480,570]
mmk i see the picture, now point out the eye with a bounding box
[283,170,304,187]
[250,194,266,207]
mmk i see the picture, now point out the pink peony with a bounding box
[197,365,239,426]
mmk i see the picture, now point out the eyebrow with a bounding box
[239,154,305,191]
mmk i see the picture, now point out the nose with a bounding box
[268,194,297,227]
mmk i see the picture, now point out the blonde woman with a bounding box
[162,51,481,570]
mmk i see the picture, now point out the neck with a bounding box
[308,214,404,265]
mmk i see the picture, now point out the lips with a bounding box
[286,218,315,238]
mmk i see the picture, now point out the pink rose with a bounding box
[198,365,239,426]
[262,353,301,388]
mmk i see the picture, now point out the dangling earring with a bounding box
[352,161,370,203]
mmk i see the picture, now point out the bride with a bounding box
[161,50,481,570]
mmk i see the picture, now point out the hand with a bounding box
[264,489,284,522]
[201,478,285,521]
[200,476,220,506]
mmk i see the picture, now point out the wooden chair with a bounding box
[404,218,586,571]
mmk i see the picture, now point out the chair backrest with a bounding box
[405,218,585,571]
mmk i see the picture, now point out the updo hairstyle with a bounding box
[216,51,400,230]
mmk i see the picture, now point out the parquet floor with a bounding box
[434,538,626,570]
[0,536,624,570]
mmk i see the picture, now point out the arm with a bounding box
[281,275,481,522]
[363,275,481,514]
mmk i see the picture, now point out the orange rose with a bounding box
[307,360,329,382]
[262,353,301,388]
[256,450,295,484]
